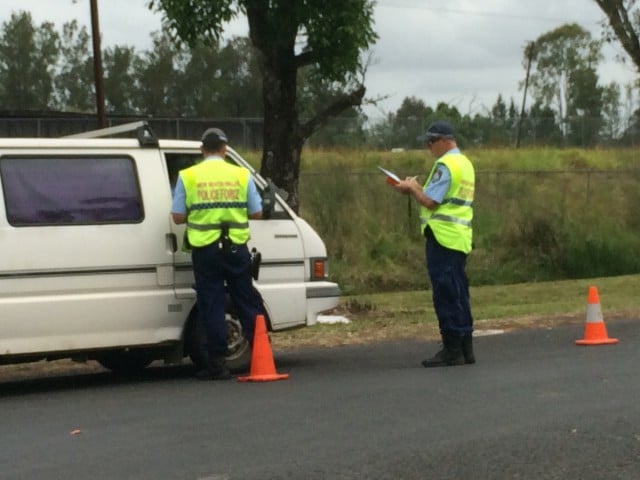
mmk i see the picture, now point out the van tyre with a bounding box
[186,311,251,373]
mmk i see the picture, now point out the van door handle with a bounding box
[275,234,298,239]
[167,233,177,252]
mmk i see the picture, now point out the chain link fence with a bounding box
[297,168,640,291]
[0,115,265,148]
[2,115,640,149]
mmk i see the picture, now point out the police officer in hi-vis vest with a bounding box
[171,127,264,380]
[394,120,476,367]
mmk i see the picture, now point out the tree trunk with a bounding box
[258,53,304,213]
[595,1,640,71]
[246,5,367,213]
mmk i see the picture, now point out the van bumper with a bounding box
[305,281,341,326]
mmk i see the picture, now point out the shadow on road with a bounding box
[0,362,198,397]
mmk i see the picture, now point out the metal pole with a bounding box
[90,0,107,128]
[516,42,535,149]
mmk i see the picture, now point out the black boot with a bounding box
[422,334,465,368]
[196,356,232,381]
[461,334,476,364]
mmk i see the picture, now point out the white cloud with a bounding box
[365,0,637,116]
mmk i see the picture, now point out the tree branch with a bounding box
[295,50,316,68]
[298,85,366,141]
[595,0,640,71]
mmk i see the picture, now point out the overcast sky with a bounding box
[1,0,638,118]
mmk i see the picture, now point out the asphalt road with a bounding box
[1,319,639,480]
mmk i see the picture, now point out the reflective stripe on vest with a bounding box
[429,213,472,227]
[419,151,475,254]
[186,221,249,231]
[180,159,251,247]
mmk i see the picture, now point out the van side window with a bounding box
[0,156,142,226]
[164,153,199,191]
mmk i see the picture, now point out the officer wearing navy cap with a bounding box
[394,120,476,367]
[171,127,265,380]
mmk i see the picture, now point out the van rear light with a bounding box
[310,257,328,280]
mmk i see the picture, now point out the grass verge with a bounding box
[271,274,640,349]
[2,274,638,381]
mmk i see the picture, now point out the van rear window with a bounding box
[0,156,143,226]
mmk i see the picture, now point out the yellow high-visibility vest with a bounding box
[180,159,251,247]
[419,151,475,254]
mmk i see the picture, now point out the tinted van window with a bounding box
[0,156,142,225]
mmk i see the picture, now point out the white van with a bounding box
[0,122,340,374]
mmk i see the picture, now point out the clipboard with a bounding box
[377,166,401,186]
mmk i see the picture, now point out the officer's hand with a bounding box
[394,179,410,194]
[395,176,419,194]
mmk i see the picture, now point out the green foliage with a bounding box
[600,82,623,142]
[147,0,237,47]
[215,37,263,116]
[149,0,379,80]
[560,232,640,278]
[307,113,368,148]
[0,11,59,109]
[54,20,93,111]
[387,97,432,150]
[298,159,425,294]
[527,23,605,146]
[484,95,518,146]
[567,66,604,146]
[596,1,640,79]
[298,0,377,81]
[300,66,368,148]
[103,46,139,114]
[133,31,183,116]
[0,11,270,118]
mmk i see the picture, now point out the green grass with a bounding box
[272,274,640,349]
[237,146,640,172]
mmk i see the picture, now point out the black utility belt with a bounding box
[193,241,247,250]
[217,241,247,248]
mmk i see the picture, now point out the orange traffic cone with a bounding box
[575,286,618,346]
[238,314,289,382]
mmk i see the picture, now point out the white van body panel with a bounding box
[0,132,339,364]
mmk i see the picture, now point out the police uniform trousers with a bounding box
[191,242,262,358]
[424,226,473,337]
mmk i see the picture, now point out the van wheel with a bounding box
[224,315,252,372]
[187,313,251,373]
[96,349,154,375]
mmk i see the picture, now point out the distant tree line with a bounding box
[1,10,640,149]
[0,11,264,117]
[372,22,640,150]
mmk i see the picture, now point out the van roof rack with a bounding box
[63,121,159,148]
